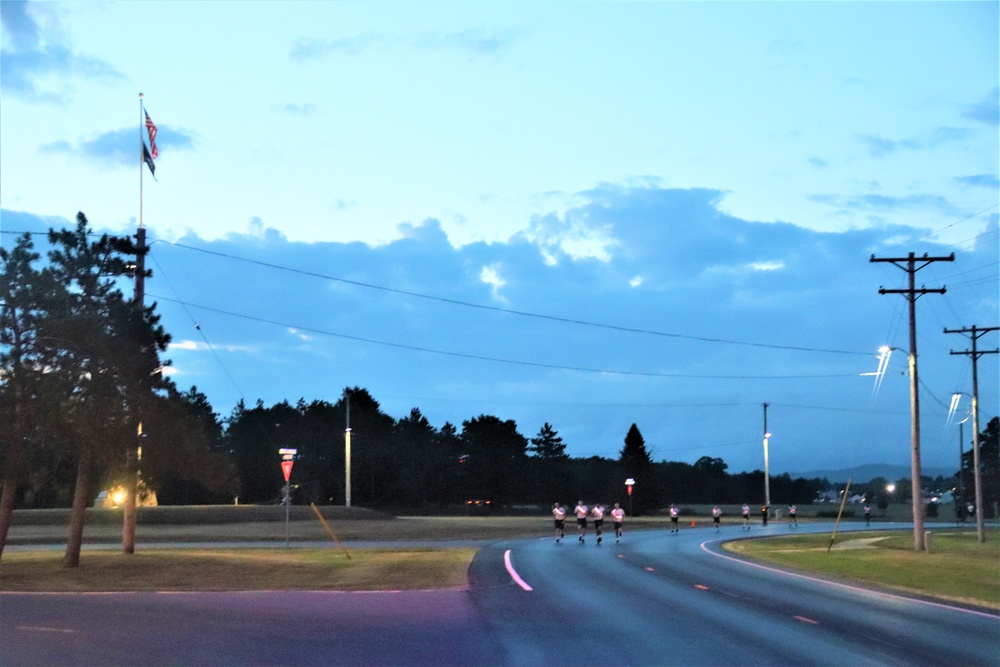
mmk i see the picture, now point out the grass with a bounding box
[724,529,1000,609]
[0,548,476,592]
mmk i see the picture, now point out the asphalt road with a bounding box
[468,523,999,666]
[2,523,997,666]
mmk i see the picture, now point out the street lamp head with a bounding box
[764,432,772,439]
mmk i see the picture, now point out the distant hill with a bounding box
[785,464,955,483]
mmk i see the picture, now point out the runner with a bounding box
[761,504,769,527]
[711,506,722,532]
[788,504,797,528]
[591,503,605,544]
[574,500,589,543]
[864,503,871,527]
[611,503,625,543]
[742,503,751,530]
[552,502,567,543]
[669,504,679,533]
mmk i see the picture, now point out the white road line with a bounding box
[503,549,533,591]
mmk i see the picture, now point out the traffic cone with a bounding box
[691,520,696,527]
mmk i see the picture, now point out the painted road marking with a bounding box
[794,615,820,625]
[17,626,78,634]
[503,549,533,591]
[694,584,709,590]
[644,567,655,572]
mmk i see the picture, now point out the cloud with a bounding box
[290,28,518,61]
[291,35,382,60]
[0,0,122,100]
[277,103,318,116]
[412,28,519,56]
[40,125,195,168]
[963,87,1000,126]
[809,192,959,218]
[4,188,993,473]
[860,126,973,158]
[860,134,921,158]
[955,174,1000,189]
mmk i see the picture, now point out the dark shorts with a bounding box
[713,516,720,524]
[671,516,678,524]
[613,522,623,531]
[577,518,587,527]
[743,513,750,519]
[593,519,603,529]
[554,520,565,529]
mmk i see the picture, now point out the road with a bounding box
[2,523,997,666]
[468,523,999,666]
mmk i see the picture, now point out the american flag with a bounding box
[144,110,158,159]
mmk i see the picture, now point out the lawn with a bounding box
[0,548,476,592]
[724,529,1000,609]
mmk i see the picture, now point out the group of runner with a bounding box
[554,502,801,541]
[551,501,625,544]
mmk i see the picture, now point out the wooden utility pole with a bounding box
[870,252,953,551]
[944,324,998,544]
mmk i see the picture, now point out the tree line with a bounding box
[3,216,997,563]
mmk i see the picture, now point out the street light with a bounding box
[947,392,972,522]
[762,402,771,510]
[763,431,772,509]
[949,391,985,540]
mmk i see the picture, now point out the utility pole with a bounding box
[870,252,953,551]
[944,325,998,544]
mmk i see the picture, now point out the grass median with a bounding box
[0,548,476,592]
[724,529,1000,609]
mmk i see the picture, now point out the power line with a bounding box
[155,240,870,357]
[149,292,862,381]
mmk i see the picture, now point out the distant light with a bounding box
[887,484,896,493]
[764,432,772,439]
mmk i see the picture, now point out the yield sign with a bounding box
[281,460,294,482]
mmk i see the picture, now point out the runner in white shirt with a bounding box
[711,506,722,532]
[788,504,797,528]
[669,504,679,533]
[591,504,605,544]
[611,503,625,543]
[574,500,588,543]
[742,503,751,530]
[552,502,567,542]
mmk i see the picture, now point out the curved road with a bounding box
[2,524,997,665]
[469,523,998,666]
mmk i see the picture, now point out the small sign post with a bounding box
[279,448,297,547]
[625,478,635,516]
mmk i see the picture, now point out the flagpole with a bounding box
[139,92,145,230]
[126,92,147,555]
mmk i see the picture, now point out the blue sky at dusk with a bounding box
[2,1,997,474]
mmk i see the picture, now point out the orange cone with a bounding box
[691,520,696,527]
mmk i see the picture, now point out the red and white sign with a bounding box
[281,460,294,482]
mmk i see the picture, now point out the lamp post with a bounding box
[949,390,985,542]
[948,392,971,523]
[762,403,771,509]
[345,393,351,508]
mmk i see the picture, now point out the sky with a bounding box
[2,1,998,476]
